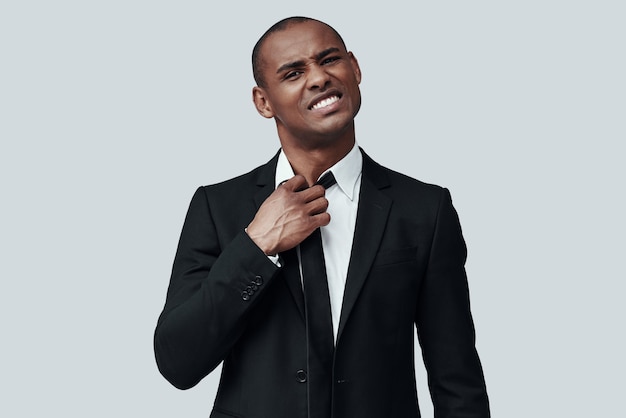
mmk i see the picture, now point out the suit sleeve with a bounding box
[154,186,281,390]
[415,188,490,418]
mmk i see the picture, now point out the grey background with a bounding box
[1,1,624,417]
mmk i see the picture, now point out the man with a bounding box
[155,17,490,418]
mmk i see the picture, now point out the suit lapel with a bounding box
[252,151,306,320]
[252,152,279,209]
[337,152,392,342]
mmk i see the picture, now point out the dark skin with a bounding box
[246,20,362,255]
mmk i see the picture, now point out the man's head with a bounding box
[251,17,362,150]
[252,17,347,88]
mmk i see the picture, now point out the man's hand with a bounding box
[246,175,330,255]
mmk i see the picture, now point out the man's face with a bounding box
[253,21,362,146]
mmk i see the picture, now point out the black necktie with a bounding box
[300,171,336,418]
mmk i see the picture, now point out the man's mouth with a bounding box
[309,94,341,110]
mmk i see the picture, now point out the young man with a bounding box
[155,17,490,418]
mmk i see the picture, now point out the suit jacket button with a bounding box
[254,275,263,286]
[241,291,250,301]
[296,369,307,383]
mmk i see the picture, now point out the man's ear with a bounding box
[348,52,362,84]
[252,86,274,118]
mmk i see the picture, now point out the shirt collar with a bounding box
[275,142,363,201]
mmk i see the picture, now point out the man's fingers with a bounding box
[297,184,326,202]
[310,212,331,228]
[306,196,329,216]
[279,174,308,191]
[278,176,326,203]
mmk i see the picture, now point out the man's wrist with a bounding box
[245,228,280,266]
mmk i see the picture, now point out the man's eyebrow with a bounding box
[275,47,342,75]
[315,47,340,61]
[276,60,306,75]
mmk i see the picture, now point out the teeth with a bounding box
[312,95,339,110]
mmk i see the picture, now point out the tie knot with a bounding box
[316,171,336,189]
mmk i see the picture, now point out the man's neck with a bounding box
[281,138,355,186]
[277,121,357,186]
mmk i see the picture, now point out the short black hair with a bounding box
[252,16,347,87]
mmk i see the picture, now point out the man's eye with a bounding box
[322,57,340,65]
[285,71,303,79]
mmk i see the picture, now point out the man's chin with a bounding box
[311,114,355,135]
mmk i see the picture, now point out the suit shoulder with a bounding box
[365,155,446,201]
[198,154,277,197]
[383,165,443,192]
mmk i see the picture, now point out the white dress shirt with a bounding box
[275,143,363,341]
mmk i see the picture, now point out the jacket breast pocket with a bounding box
[372,246,418,267]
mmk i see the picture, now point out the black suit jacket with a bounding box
[154,150,490,418]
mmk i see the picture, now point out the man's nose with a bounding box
[306,64,330,90]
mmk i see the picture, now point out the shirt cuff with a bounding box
[267,254,281,267]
